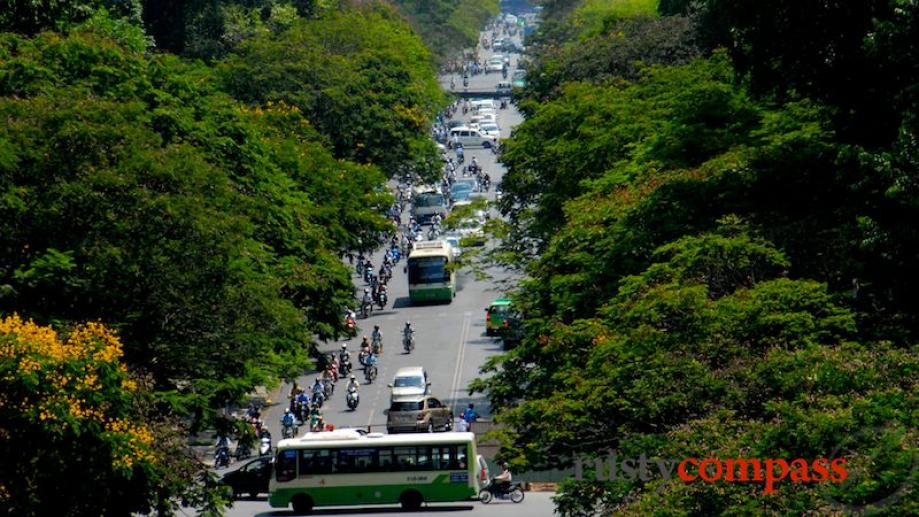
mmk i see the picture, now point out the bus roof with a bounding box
[277,431,475,450]
[409,241,451,259]
[412,185,439,195]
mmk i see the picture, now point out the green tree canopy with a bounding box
[218,3,447,179]
[0,28,390,421]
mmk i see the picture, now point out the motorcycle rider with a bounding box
[311,377,324,398]
[346,374,360,393]
[493,462,513,493]
[371,325,383,353]
[280,408,297,437]
[403,321,415,346]
[339,343,350,369]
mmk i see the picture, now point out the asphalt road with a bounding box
[214,24,545,517]
[221,491,556,517]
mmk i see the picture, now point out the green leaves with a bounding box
[218,5,446,176]
[0,28,381,423]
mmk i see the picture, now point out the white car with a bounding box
[486,58,504,72]
[388,366,430,403]
[443,235,462,258]
[470,114,498,126]
[478,122,500,137]
[456,218,485,239]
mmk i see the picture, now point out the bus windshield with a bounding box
[408,257,449,284]
[414,194,445,208]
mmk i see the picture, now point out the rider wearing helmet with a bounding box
[347,374,360,392]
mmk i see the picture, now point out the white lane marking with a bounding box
[449,313,472,417]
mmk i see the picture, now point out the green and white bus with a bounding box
[269,430,480,514]
[407,241,455,303]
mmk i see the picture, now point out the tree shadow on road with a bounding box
[254,503,475,516]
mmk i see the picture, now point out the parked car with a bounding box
[220,456,271,499]
[387,395,453,433]
[387,366,430,403]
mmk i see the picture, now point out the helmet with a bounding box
[284,408,290,413]
[405,321,411,326]
[350,374,355,379]
[364,288,369,293]
[341,343,347,349]
[374,325,379,329]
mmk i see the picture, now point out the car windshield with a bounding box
[453,190,472,201]
[446,238,459,247]
[394,376,424,388]
[390,401,423,411]
[481,124,499,131]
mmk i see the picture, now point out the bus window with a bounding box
[416,447,433,470]
[336,448,376,474]
[277,449,297,482]
[457,445,469,470]
[300,449,334,475]
[433,446,456,470]
[394,446,418,470]
[378,448,394,471]
[408,257,449,284]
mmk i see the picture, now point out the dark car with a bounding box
[220,456,271,499]
[499,310,523,349]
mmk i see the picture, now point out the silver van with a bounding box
[449,126,498,148]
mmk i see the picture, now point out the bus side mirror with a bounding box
[387,383,393,388]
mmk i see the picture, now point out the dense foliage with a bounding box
[480,1,919,515]
[393,0,500,61]
[219,4,447,178]
[0,316,220,516]
[0,0,447,508]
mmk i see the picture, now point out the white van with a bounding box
[470,114,498,126]
[470,99,497,110]
[474,106,497,117]
[449,126,498,148]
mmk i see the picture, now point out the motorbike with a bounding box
[339,358,351,376]
[234,439,252,461]
[478,480,525,504]
[376,291,388,310]
[214,446,231,469]
[311,390,324,408]
[361,300,372,319]
[403,333,415,353]
[371,336,383,355]
[346,386,360,410]
[281,423,298,440]
[259,435,272,457]
[364,266,374,284]
[345,313,356,330]
[322,378,334,399]
[364,362,378,383]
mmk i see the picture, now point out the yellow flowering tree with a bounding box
[0,315,216,516]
